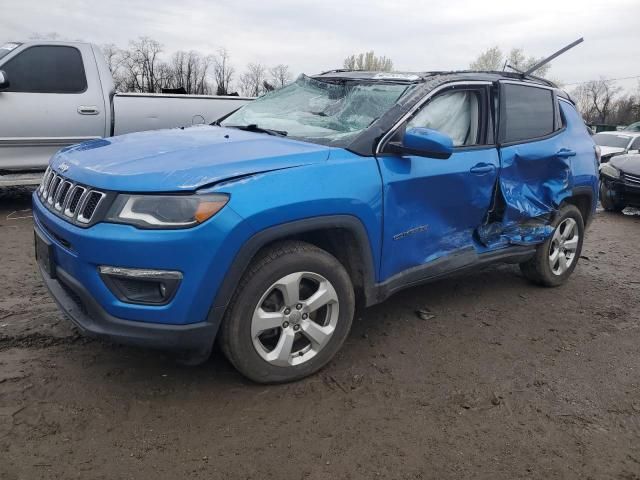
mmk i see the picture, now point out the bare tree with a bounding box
[213,48,234,95]
[470,46,551,77]
[239,63,267,97]
[168,50,213,94]
[270,64,292,88]
[29,32,61,40]
[343,51,393,72]
[572,78,622,124]
[469,46,503,70]
[100,43,128,91]
[120,37,164,93]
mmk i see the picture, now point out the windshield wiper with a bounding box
[225,124,288,137]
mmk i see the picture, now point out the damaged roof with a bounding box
[315,69,558,89]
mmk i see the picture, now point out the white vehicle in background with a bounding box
[0,41,252,186]
[592,131,640,163]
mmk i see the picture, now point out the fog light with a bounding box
[99,266,182,305]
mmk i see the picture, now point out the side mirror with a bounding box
[384,127,453,159]
[0,70,9,91]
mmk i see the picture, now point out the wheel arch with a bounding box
[564,186,595,227]
[209,215,377,326]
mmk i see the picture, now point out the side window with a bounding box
[407,90,481,146]
[2,46,87,93]
[630,137,640,150]
[501,84,554,143]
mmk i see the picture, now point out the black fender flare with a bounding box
[207,215,377,328]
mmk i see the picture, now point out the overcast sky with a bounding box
[3,0,639,92]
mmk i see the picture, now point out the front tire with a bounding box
[520,204,584,287]
[219,240,355,383]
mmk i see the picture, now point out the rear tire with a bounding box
[600,181,625,212]
[520,204,584,287]
[219,240,355,383]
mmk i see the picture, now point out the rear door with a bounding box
[376,83,499,280]
[0,44,106,171]
[497,82,572,229]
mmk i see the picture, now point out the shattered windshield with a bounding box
[221,74,410,147]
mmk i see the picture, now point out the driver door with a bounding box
[376,84,499,281]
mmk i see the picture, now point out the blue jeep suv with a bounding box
[33,70,598,382]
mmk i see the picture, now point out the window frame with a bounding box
[405,87,488,149]
[376,81,494,156]
[1,45,88,94]
[497,80,563,147]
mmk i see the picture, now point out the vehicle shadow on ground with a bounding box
[41,261,535,393]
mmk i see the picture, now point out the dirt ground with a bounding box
[0,187,639,480]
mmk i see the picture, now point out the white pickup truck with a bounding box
[0,41,252,186]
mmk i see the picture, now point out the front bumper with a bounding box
[32,188,254,353]
[39,259,216,352]
[601,174,640,207]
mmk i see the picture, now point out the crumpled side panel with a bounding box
[477,220,554,249]
[478,133,574,248]
[500,146,573,223]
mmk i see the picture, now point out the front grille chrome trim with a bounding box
[64,185,87,218]
[38,168,108,226]
[77,191,106,224]
[623,173,640,186]
[53,181,73,211]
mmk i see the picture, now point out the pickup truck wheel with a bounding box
[519,204,584,287]
[219,241,355,383]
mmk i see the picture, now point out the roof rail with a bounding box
[318,68,362,75]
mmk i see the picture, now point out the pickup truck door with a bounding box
[376,83,499,281]
[0,44,106,171]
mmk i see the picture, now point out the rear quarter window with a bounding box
[501,84,554,143]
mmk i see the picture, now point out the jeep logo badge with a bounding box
[58,163,70,173]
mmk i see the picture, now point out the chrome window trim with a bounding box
[498,79,557,91]
[375,80,493,155]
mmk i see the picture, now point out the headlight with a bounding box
[106,193,229,229]
[599,163,620,179]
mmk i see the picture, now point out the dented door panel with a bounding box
[377,147,499,280]
[477,84,589,249]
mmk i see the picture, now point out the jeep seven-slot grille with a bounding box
[37,167,106,225]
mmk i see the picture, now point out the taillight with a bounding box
[595,145,602,163]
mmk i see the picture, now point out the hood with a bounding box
[599,146,626,158]
[610,153,640,176]
[50,126,332,192]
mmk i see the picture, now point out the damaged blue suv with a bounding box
[34,71,598,382]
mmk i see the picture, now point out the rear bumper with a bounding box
[39,262,217,353]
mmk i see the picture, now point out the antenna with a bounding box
[524,37,584,76]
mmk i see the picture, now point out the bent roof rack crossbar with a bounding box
[523,37,584,77]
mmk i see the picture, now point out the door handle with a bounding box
[469,163,496,175]
[556,148,576,158]
[77,106,99,115]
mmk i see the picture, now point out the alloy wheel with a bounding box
[250,272,339,367]
[548,218,579,275]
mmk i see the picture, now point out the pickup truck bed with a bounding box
[0,41,251,185]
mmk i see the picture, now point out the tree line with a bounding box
[102,36,292,97]
[26,33,640,126]
[470,46,639,126]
